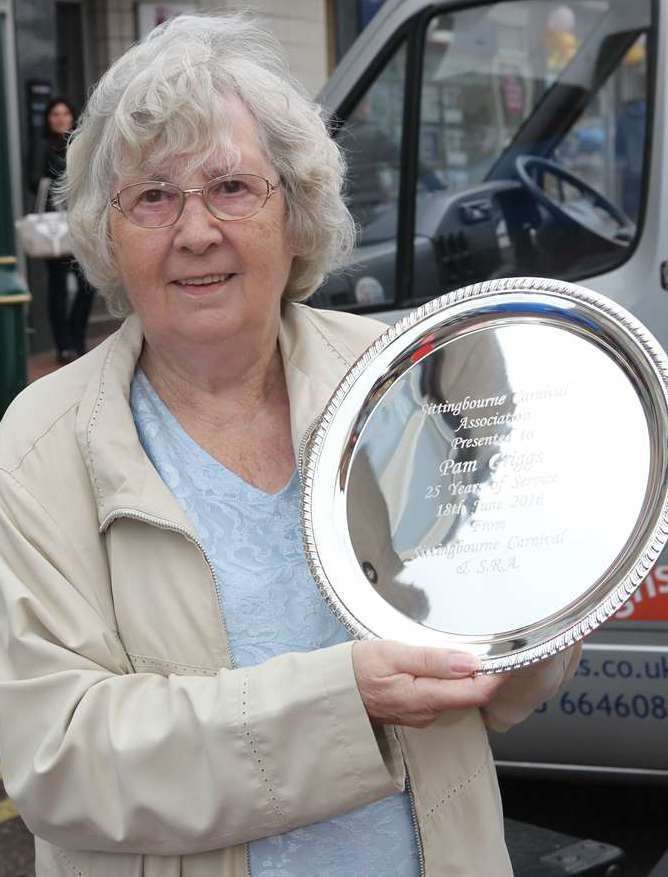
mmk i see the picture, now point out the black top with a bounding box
[41,137,67,181]
[31,135,67,211]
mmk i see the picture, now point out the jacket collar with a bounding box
[76,304,344,532]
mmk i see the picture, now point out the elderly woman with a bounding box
[0,14,579,877]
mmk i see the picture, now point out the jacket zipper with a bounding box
[405,766,426,877]
[298,426,426,876]
[100,508,251,877]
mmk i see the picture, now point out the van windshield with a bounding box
[318,0,652,311]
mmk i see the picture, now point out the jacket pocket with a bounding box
[399,707,490,815]
[399,709,511,877]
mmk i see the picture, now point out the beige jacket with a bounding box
[0,303,578,876]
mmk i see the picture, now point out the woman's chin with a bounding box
[170,301,250,347]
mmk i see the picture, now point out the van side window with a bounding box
[312,42,407,309]
[555,35,648,223]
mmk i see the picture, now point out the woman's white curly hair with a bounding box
[63,12,355,317]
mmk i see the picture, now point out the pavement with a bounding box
[27,334,109,383]
[0,778,34,877]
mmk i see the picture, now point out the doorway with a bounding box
[55,1,87,113]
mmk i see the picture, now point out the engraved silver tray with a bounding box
[301,278,668,671]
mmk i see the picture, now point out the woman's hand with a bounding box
[352,640,507,728]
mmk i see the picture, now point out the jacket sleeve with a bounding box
[481,644,582,732]
[0,471,404,856]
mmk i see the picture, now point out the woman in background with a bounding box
[39,96,95,362]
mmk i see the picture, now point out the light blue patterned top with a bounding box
[130,369,419,877]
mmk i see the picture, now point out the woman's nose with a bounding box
[172,191,224,254]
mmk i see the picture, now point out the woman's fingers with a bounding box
[352,640,508,727]
[410,673,506,712]
[385,641,481,679]
[354,639,480,680]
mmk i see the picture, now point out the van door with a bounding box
[318,0,668,778]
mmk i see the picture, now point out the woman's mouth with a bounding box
[174,273,235,292]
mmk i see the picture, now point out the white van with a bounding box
[316,0,667,781]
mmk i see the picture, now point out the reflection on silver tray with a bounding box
[300,278,668,672]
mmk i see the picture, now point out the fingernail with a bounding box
[450,654,480,676]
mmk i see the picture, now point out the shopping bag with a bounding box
[14,178,72,259]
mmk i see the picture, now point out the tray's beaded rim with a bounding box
[300,277,668,672]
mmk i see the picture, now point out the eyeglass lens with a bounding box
[117,174,270,227]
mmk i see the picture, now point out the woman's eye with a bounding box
[217,179,247,196]
[140,188,170,204]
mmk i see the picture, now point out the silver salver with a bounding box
[300,277,668,672]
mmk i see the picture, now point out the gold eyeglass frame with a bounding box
[109,173,280,228]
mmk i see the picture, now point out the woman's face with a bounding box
[48,103,74,136]
[108,98,295,353]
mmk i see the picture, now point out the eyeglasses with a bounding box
[109,173,280,228]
